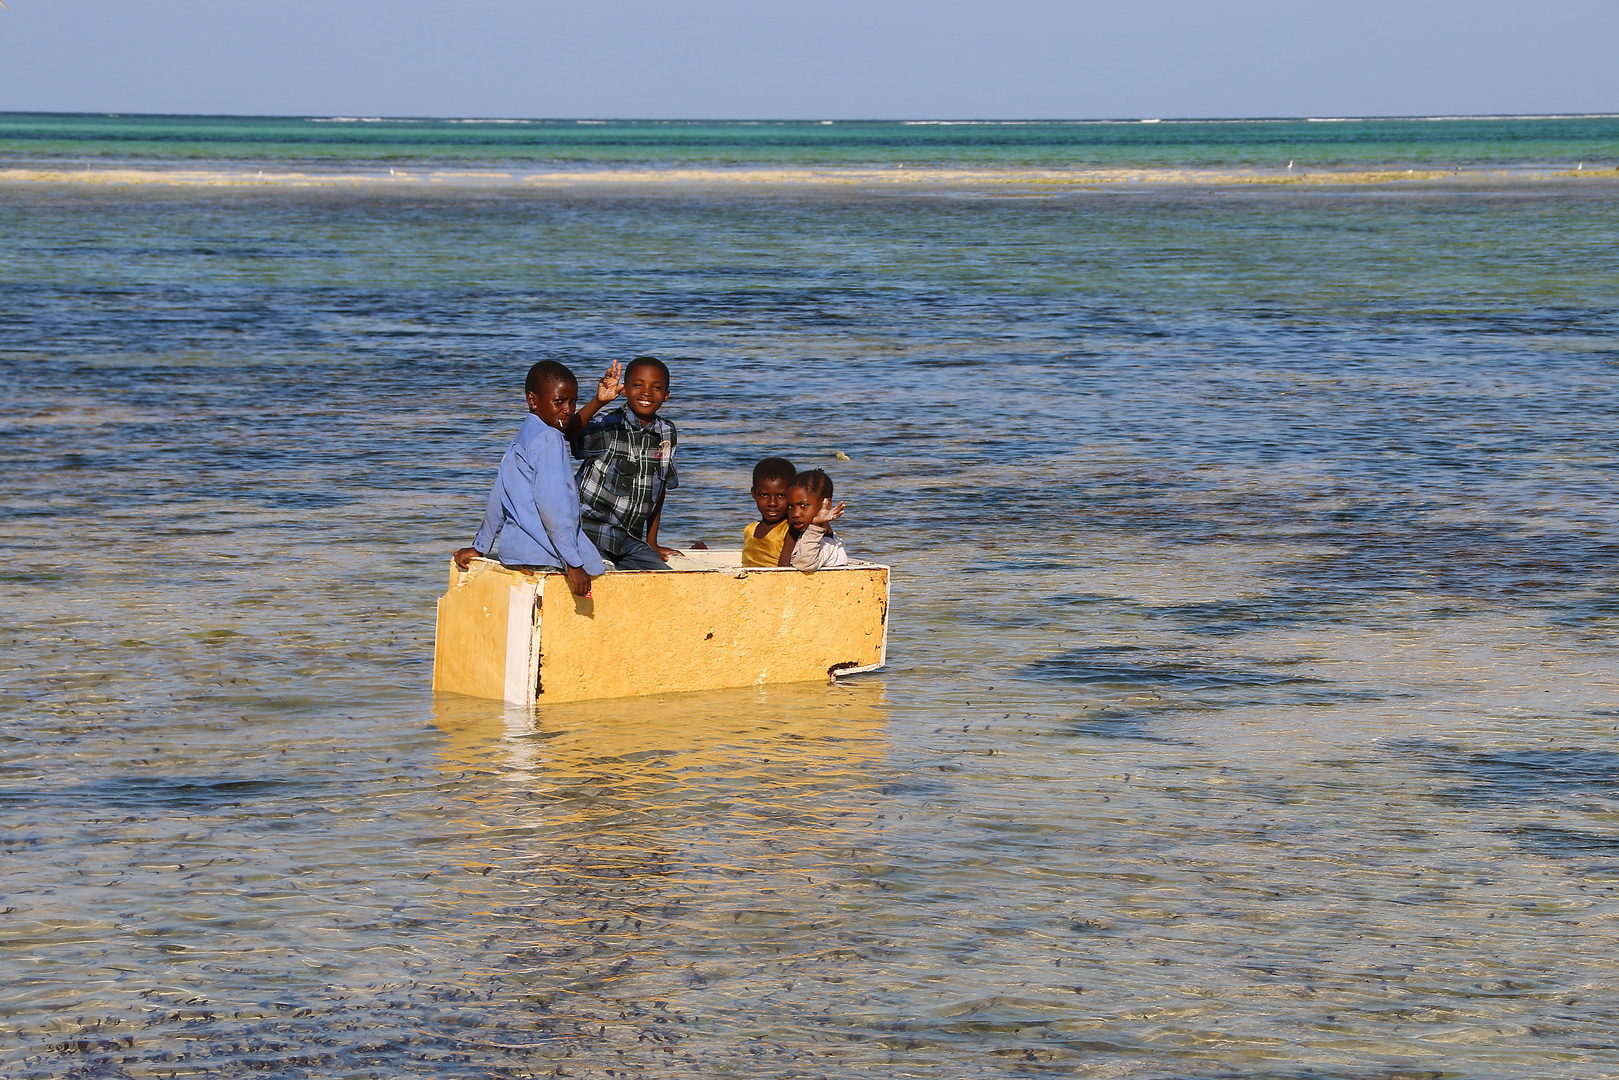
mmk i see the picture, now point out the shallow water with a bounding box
[2,178,1618,1077]
[3,112,1619,170]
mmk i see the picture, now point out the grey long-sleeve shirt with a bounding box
[790,523,849,571]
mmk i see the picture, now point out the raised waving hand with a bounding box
[595,360,624,404]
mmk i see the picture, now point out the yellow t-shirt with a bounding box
[741,519,790,567]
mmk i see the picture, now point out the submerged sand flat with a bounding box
[4,162,1618,191]
[6,146,1619,1077]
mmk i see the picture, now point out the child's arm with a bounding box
[454,476,507,568]
[533,434,602,596]
[644,490,683,559]
[790,499,846,571]
[564,360,623,443]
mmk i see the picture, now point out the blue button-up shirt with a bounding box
[471,415,606,574]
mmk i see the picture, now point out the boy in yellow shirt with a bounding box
[741,456,796,567]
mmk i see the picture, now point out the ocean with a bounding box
[4,111,1619,170]
[1,114,1618,1078]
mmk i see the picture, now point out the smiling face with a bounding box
[622,361,670,424]
[752,477,791,525]
[786,484,820,530]
[526,376,578,431]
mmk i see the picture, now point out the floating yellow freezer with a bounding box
[432,551,890,703]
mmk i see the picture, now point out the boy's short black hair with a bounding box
[752,456,797,488]
[792,468,834,502]
[526,360,578,395]
[624,355,670,385]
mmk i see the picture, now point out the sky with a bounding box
[0,0,1615,120]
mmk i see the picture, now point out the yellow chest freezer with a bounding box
[432,551,890,703]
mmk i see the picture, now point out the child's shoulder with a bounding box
[583,405,628,430]
[517,415,565,448]
[517,413,551,436]
[575,407,628,449]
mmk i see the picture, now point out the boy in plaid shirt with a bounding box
[566,356,682,570]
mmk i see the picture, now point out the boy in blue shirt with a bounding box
[566,355,681,570]
[454,361,605,597]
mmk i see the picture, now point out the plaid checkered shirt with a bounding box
[570,406,679,559]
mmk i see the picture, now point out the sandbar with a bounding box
[1,163,1616,193]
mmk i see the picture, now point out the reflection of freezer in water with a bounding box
[431,682,889,785]
[429,683,890,871]
[432,552,890,704]
[426,687,894,1014]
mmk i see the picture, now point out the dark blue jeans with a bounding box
[610,537,671,570]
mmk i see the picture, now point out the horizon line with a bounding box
[4,110,1618,125]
